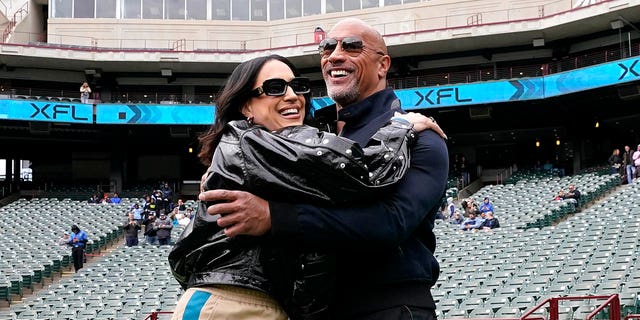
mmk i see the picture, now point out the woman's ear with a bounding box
[241,105,253,119]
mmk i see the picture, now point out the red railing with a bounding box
[521,294,621,320]
[2,2,28,43]
[144,311,174,320]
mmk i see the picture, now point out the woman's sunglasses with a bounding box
[251,77,310,97]
[318,37,386,58]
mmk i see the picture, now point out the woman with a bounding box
[79,81,91,104]
[608,148,622,175]
[169,54,440,320]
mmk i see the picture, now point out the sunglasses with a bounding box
[251,77,310,97]
[318,37,386,57]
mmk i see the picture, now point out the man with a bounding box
[123,212,141,247]
[200,18,448,319]
[460,212,481,231]
[68,225,88,272]
[155,212,172,245]
[562,184,581,210]
[143,213,158,245]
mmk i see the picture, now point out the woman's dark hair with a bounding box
[197,54,310,166]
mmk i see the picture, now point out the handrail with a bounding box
[586,294,621,320]
[624,315,640,320]
[2,1,28,43]
[144,311,174,320]
[520,294,620,320]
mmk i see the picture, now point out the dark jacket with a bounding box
[269,89,449,318]
[123,219,141,238]
[168,117,416,318]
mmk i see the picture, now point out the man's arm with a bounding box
[210,130,448,249]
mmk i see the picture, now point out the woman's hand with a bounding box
[394,111,447,139]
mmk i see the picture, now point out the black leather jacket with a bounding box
[168,119,416,318]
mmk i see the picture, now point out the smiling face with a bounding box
[321,18,390,109]
[242,59,306,131]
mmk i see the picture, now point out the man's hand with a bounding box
[394,111,447,139]
[199,189,271,237]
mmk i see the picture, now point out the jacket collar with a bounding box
[315,88,401,146]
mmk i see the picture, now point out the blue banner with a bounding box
[544,57,640,97]
[96,104,215,125]
[0,100,93,123]
[1,57,639,125]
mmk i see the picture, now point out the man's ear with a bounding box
[378,55,391,79]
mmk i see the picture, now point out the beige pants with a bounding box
[171,285,289,320]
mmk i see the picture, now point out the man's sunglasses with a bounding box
[251,77,310,97]
[318,37,386,57]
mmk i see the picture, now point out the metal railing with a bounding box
[520,294,621,320]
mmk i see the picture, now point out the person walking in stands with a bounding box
[68,225,88,272]
[155,212,172,245]
[80,81,91,104]
[123,212,141,247]
[196,18,448,320]
[623,145,634,184]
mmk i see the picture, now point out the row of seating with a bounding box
[0,198,139,304]
[5,243,184,319]
[434,173,639,319]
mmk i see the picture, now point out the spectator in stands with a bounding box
[175,198,187,214]
[460,212,481,231]
[445,197,456,219]
[633,144,640,181]
[478,196,494,214]
[58,231,71,247]
[169,207,180,227]
[80,81,91,104]
[131,203,143,225]
[623,145,634,184]
[480,212,500,230]
[153,190,166,214]
[100,193,111,204]
[68,225,88,272]
[143,214,158,245]
[155,212,172,245]
[463,197,479,217]
[123,212,141,247]
[110,192,122,204]
[144,197,158,216]
[450,210,464,225]
[562,184,581,209]
[87,193,99,204]
[552,189,565,201]
[169,49,446,319]
[161,182,174,212]
[608,148,622,175]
